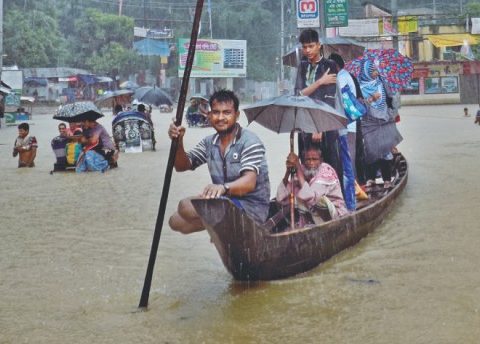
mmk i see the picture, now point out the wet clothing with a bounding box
[294,57,337,107]
[186,124,271,223]
[51,136,69,165]
[83,124,115,151]
[276,162,347,222]
[77,123,116,173]
[359,60,403,165]
[13,135,38,167]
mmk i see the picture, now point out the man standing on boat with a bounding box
[168,89,271,234]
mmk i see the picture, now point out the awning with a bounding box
[77,74,99,85]
[133,39,170,57]
[426,34,480,48]
[24,77,48,87]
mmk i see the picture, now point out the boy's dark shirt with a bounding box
[294,57,338,107]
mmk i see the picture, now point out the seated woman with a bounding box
[276,146,347,225]
[76,119,118,173]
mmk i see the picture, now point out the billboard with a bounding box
[178,39,247,78]
[2,70,23,107]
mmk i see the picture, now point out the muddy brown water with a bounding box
[1,104,480,343]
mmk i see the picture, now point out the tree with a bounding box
[85,42,142,77]
[3,9,66,67]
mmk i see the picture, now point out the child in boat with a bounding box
[276,147,347,224]
[12,122,37,168]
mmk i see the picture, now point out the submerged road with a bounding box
[1,103,480,343]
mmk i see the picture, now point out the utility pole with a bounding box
[143,0,147,27]
[391,0,398,50]
[208,0,213,38]
[0,0,3,81]
[118,0,123,16]
[280,0,285,84]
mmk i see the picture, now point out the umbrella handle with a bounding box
[288,128,303,230]
[289,128,303,154]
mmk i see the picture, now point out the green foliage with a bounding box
[210,0,281,81]
[3,9,66,67]
[465,2,480,16]
[85,42,142,76]
[70,9,136,73]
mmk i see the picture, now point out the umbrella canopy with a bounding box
[190,94,209,102]
[112,110,149,126]
[119,80,140,89]
[344,49,413,91]
[134,86,173,106]
[95,89,134,108]
[53,101,104,123]
[243,95,347,134]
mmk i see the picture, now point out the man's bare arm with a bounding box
[168,122,192,171]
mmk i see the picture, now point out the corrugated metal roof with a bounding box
[22,67,91,78]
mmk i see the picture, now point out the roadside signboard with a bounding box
[296,0,320,28]
[178,39,247,78]
[2,70,23,108]
[324,0,348,28]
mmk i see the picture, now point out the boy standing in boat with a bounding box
[294,29,342,179]
[168,89,271,234]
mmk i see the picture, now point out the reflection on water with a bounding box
[1,104,480,343]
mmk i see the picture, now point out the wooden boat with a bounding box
[191,154,408,281]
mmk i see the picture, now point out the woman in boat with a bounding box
[358,60,402,189]
[276,146,347,224]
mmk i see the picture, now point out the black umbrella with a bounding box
[282,37,365,67]
[134,86,173,106]
[94,89,134,108]
[243,95,347,134]
[53,101,104,123]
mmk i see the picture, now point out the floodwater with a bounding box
[1,104,480,343]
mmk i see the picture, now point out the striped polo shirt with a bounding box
[187,125,271,223]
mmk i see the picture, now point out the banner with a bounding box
[324,0,348,28]
[338,19,379,37]
[178,39,247,78]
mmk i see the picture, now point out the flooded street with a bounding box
[1,104,480,343]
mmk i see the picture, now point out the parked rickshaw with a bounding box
[112,111,155,152]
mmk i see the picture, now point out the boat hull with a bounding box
[192,155,408,281]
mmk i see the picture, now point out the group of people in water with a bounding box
[168,28,403,233]
[12,115,118,172]
[50,118,118,172]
